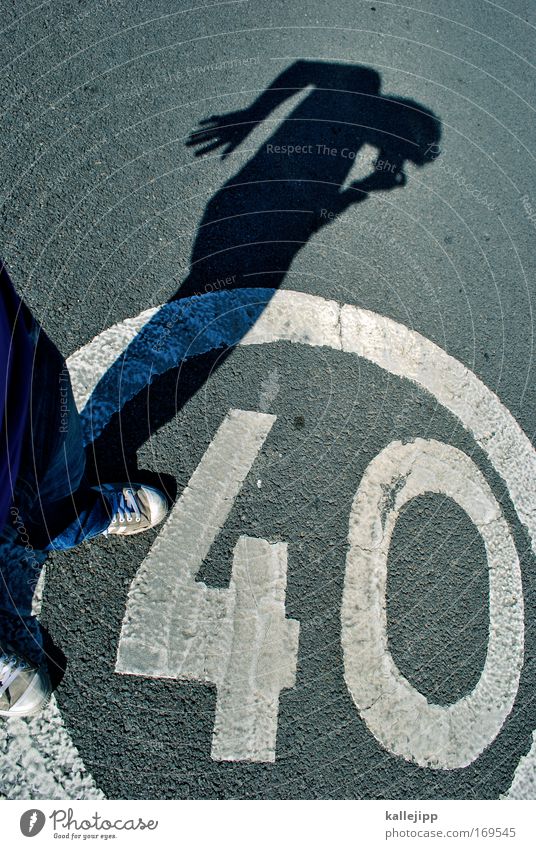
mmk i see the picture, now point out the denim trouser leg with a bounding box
[11,320,110,551]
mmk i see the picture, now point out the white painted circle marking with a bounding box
[61,289,536,788]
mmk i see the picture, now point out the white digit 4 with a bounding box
[115,408,300,763]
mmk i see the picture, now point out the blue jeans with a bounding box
[9,316,110,551]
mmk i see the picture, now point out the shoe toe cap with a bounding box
[143,486,169,526]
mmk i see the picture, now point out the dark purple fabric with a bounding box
[0,262,32,530]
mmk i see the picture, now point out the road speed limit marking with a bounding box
[62,288,536,782]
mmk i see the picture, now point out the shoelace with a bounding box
[110,488,142,525]
[0,652,27,698]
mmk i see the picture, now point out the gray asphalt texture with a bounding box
[1,0,536,799]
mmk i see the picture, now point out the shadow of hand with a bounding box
[186,108,259,158]
[350,167,407,197]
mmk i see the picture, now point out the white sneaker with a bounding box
[0,647,51,718]
[96,482,169,537]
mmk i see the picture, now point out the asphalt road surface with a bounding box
[1,0,536,800]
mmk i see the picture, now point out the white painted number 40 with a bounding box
[115,408,523,771]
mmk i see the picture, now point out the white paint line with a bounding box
[342,438,523,770]
[68,291,536,578]
[116,408,299,762]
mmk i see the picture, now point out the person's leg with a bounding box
[11,314,168,551]
[10,318,110,551]
[1,290,168,718]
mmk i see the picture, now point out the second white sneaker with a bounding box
[0,647,51,718]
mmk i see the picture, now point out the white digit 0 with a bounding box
[342,438,524,769]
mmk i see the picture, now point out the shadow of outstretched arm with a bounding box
[187,59,381,158]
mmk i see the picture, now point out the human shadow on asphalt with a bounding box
[87,60,442,486]
[178,59,440,298]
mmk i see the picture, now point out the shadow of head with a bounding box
[384,96,442,167]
